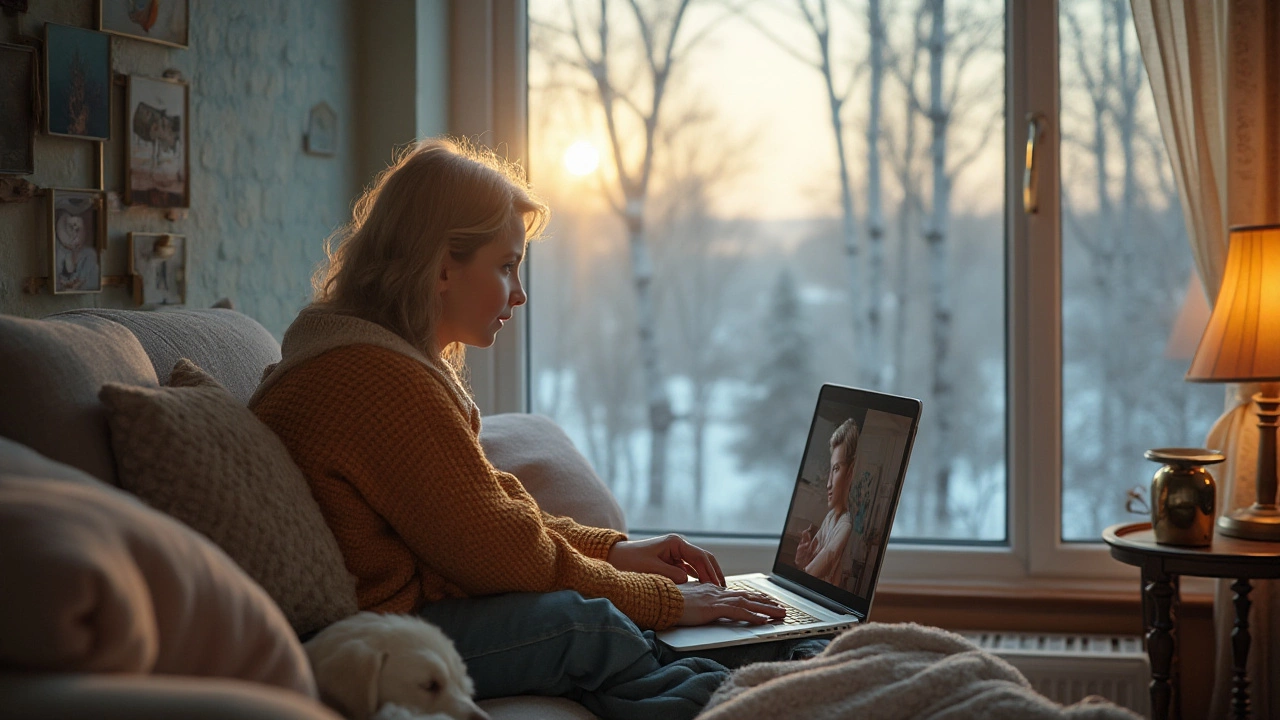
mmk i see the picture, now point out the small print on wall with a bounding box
[127,74,189,208]
[44,24,111,141]
[129,232,187,306]
[0,42,35,175]
[50,189,105,295]
[99,0,189,49]
[304,102,337,156]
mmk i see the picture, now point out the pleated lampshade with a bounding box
[1186,224,1280,383]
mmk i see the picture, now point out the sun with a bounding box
[562,140,601,177]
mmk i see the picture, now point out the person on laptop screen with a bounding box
[794,418,861,585]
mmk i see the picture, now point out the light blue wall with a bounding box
[0,0,450,338]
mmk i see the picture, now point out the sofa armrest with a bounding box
[0,674,343,720]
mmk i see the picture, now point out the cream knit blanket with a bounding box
[699,623,1142,720]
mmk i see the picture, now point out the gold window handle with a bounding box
[1023,112,1046,215]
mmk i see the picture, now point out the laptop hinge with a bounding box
[768,575,861,618]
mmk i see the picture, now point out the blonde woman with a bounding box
[252,138,818,720]
[794,419,859,585]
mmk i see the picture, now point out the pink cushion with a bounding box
[0,475,315,698]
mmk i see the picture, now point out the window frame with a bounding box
[454,0,1141,586]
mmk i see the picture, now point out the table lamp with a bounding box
[1185,223,1280,541]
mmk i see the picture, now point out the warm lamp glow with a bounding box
[1185,224,1280,382]
[562,141,601,177]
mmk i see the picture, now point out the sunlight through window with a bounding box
[562,140,600,177]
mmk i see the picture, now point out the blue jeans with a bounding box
[419,590,826,720]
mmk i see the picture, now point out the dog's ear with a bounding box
[313,637,388,720]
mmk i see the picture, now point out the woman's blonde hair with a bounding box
[314,137,549,369]
[829,418,860,461]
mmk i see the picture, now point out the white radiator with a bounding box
[959,631,1151,718]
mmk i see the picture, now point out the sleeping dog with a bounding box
[304,612,489,720]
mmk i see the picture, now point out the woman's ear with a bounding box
[438,255,458,288]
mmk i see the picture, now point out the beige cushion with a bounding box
[0,475,315,697]
[99,359,358,637]
[0,314,158,484]
[480,413,626,533]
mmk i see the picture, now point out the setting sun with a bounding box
[562,140,601,176]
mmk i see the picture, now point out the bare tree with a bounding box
[650,107,752,517]
[1059,0,1185,533]
[537,0,716,508]
[900,0,1000,522]
[864,0,888,389]
[735,0,869,385]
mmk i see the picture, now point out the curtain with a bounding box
[1131,1,1280,718]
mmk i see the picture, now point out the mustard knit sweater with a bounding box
[252,343,684,630]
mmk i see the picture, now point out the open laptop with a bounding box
[657,383,921,651]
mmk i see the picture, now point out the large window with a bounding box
[498,0,1216,579]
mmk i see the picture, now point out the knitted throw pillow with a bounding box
[99,359,357,636]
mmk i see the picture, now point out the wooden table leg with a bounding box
[1230,578,1252,720]
[1145,569,1176,720]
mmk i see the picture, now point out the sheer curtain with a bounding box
[1131,1,1280,717]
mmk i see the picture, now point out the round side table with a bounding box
[1103,522,1280,720]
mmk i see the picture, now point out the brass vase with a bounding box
[1144,448,1224,547]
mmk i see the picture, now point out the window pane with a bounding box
[527,0,1006,541]
[1058,2,1221,542]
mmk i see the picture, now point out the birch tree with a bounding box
[1060,0,1182,532]
[650,105,752,517]
[738,0,869,386]
[902,0,999,522]
[539,0,711,508]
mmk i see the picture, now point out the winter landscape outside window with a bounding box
[523,0,1217,551]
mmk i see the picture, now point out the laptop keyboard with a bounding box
[728,580,820,625]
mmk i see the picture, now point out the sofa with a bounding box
[0,307,625,720]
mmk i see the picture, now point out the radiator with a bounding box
[959,631,1151,718]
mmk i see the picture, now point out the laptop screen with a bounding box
[771,384,921,619]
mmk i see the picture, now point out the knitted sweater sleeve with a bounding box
[488,469,624,560]
[321,348,683,629]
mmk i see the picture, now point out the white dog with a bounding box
[304,612,489,720]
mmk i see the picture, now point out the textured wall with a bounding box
[0,0,359,338]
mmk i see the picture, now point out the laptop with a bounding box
[656,383,921,652]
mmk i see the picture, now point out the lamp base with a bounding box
[1217,504,1280,541]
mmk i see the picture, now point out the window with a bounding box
[465,1,1213,581]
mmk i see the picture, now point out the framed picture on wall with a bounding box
[0,42,36,175]
[44,24,111,141]
[49,188,106,295]
[126,74,189,207]
[128,232,187,306]
[304,102,337,156]
[99,0,189,49]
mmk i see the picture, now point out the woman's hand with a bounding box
[607,534,725,586]
[676,583,785,626]
[794,524,818,566]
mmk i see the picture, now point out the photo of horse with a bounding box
[126,74,188,207]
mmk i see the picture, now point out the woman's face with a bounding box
[435,215,528,350]
[827,443,855,513]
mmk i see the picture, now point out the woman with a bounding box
[794,418,859,585]
[252,138,815,720]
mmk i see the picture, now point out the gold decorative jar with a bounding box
[1144,448,1224,547]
